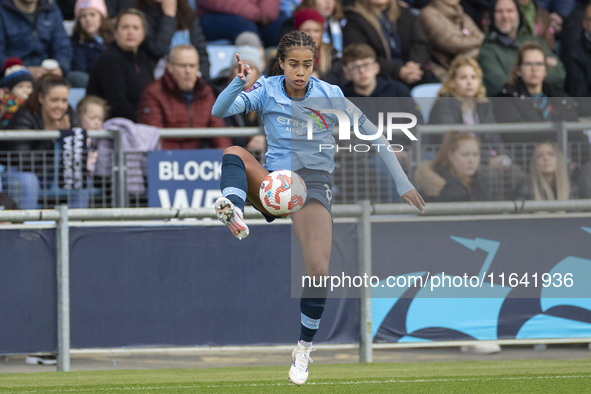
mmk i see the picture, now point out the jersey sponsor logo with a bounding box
[244,81,262,93]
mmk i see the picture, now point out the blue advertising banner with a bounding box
[147,150,223,208]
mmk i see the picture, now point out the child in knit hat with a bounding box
[0,57,34,128]
[70,0,113,87]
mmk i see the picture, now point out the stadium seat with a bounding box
[411,83,442,122]
[206,44,236,79]
[68,87,86,109]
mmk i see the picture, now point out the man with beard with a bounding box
[477,0,564,96]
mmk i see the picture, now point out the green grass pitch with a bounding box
[1,358,591,393]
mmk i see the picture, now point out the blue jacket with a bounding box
[71,36,105,73]
[0,0,72,74]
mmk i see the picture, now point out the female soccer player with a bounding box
[212,31,425,386]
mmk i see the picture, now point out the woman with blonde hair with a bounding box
[513,142,576,200]
[415,130,488,202]
[429,55,499,144]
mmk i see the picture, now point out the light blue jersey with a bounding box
[240,75,363,173]
[212,75,415,196]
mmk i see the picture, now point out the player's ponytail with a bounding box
[271,31,318,76]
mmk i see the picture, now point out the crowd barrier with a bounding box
[1,200,590,371]
[0,122,589,209]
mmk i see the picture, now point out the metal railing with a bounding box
[2,199,591,370]
[1,122,589,209]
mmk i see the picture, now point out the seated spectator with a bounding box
[341,43,413,99]
[138,0,211,81]
[2,75,83,208]
[343,0,438,88]
[419,0,485,81]
[564,2,591,106]
[281,0,346,56]
[494,41,579,142]
[414,130,489,201]
[137,44,232,150]
[69,0,113,88]
[429,55,499,143]
[429,55,522,199]
[0,0,73,80]
[519,0,557,52]
[87,8,156,121]
[460,0,493,30]
[77,95,108,178]
[294,8,340,80]
[477,0,565,96]
[76,95,110,206]
[0,58,34,128]
[559,0,586,67]
[513,142,577,199]
[340,42,422,126]
[535,0,574,33]
[198,0,284,47]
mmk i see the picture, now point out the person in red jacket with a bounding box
[137,44,231,150]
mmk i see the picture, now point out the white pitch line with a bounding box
[11,374,591,393]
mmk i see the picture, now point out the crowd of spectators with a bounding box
[0,0,590,209]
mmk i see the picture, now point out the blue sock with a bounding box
[299,286,327,342]
[220,154,247,211]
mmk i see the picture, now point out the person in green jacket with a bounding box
[477,0,565,96]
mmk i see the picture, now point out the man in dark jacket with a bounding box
[477,0,565,96]
[137,44,231,150]
[0,0,72,79]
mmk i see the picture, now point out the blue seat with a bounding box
[410,83,442,122]
[206,44,236,79]
[68,87,86,109]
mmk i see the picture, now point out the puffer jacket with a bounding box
[0,0,72,73]
[137,70,231,150]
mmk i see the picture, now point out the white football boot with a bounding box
[288,341,314,386]
[214,196,249,240]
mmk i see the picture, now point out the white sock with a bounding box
[299,340,313,347]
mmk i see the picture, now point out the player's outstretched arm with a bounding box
[211,54,251,118]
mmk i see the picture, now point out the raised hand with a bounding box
[401,188,426,214]
[235,54,252,82]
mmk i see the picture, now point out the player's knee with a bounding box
[223,145,247,157]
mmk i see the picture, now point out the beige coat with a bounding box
[420,0,484,80]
